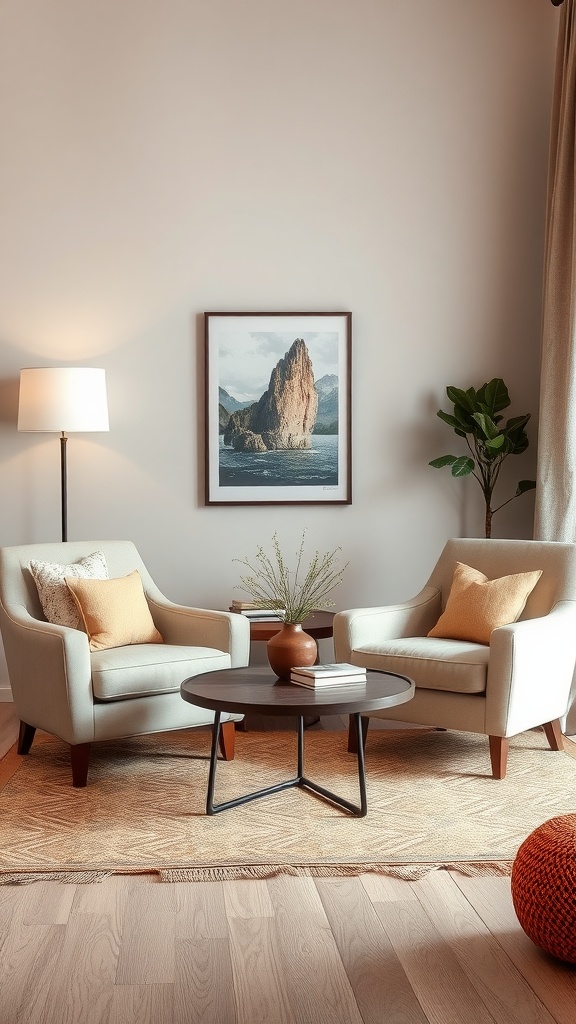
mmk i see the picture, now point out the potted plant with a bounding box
[429,378,536,538]
[235,530,347,677]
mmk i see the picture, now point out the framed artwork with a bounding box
[205,311,352,506]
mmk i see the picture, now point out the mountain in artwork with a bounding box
[223,339,318,452]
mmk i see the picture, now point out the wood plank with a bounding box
[360,871,420,903]
[115,876,176,985]
[373,895,497,1024]
[174,879,230,939]
[453,875,576,1024]
[227,916,293,1024]
[0,882,27,943]
[22,879,76,925]
[35,914,117,1024]
[108,983,174,1024]
[267,873,331,930]
[223,878,274,919]
[266,875,363,1024]
[71,871,130,919]
[0,703,18,761]
[412,870,556,1024]
[0,920,65,1024]
[316,875,429,1024]
[174,937,236,1024]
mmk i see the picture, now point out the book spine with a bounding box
[290,675,367,686]
[291,669,367,680]
[241,611,284,619]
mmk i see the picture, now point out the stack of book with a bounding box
[290,663,367,687]
[229,600,285,621]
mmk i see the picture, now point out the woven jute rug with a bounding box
[1,726,575,884]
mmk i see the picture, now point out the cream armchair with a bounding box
[0,540,250,787]
[334,538,576,778]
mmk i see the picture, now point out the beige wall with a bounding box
[0,1,558,694]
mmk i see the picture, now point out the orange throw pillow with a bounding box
[427,561,542,645]
[66,570,163,651]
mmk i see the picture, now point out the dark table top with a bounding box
[240,610,335,642]
[181,665,415,717]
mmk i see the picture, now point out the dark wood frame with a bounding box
[204,311,352,506]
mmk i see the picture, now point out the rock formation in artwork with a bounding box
[224,339,318,452]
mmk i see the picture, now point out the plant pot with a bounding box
[267,622,318,679]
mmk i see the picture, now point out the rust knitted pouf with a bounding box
[511,814,576,964]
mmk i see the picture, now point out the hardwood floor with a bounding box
[1,702,575,1023]
[0,701,18,760]
[1,871,575,1023]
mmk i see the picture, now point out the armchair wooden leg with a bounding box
[17,721,36,755]
[489,736,509,779]
[218,721,236,761]
[347,715,369,754]
[542,719,564,751]
[70,743,91,788]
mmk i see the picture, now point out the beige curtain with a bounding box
[535,0,576,733]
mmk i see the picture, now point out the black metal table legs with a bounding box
[205,711,368,817]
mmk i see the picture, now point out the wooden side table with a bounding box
[240,609,335,644]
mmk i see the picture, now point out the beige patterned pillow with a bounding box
[29,551,109,630]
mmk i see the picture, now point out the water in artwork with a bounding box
[219,434,338,487]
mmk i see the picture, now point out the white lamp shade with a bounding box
[18,367,109,433]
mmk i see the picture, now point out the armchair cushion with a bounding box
[66,570,163,651]
[29,550,109,629]
[428,562,542,645]
[353,636,490,694]
[91,644,230,700]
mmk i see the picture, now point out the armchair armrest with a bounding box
[333,586,441,661]
[146,598,251,667]
[486,600,576,736]
[0,602,94,744]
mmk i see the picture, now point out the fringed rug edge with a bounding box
[156,860,513,882]
[0,859,513,885]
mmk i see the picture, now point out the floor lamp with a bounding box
[18,367,110,542]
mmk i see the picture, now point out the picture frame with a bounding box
[204,311,352,506]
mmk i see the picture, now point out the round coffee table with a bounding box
[181,665,415,818]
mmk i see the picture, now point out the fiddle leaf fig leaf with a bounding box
[472,412,500,439]
[484,434,506,452]
[437,410,462,430]
[505,414,531,433]
[451,456,475,477]
[483,378,510,414]
[511,431,529,455]
[446,386,476,413]
[429,455,458,468]
[453,404,475,431]
[516,479,536,495]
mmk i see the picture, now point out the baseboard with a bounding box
[0,685,13,703]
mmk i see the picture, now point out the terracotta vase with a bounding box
[267,622,318,679]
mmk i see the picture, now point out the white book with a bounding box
[290,674,367,688]
[241,608,285,619]
[290,662,366,679]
